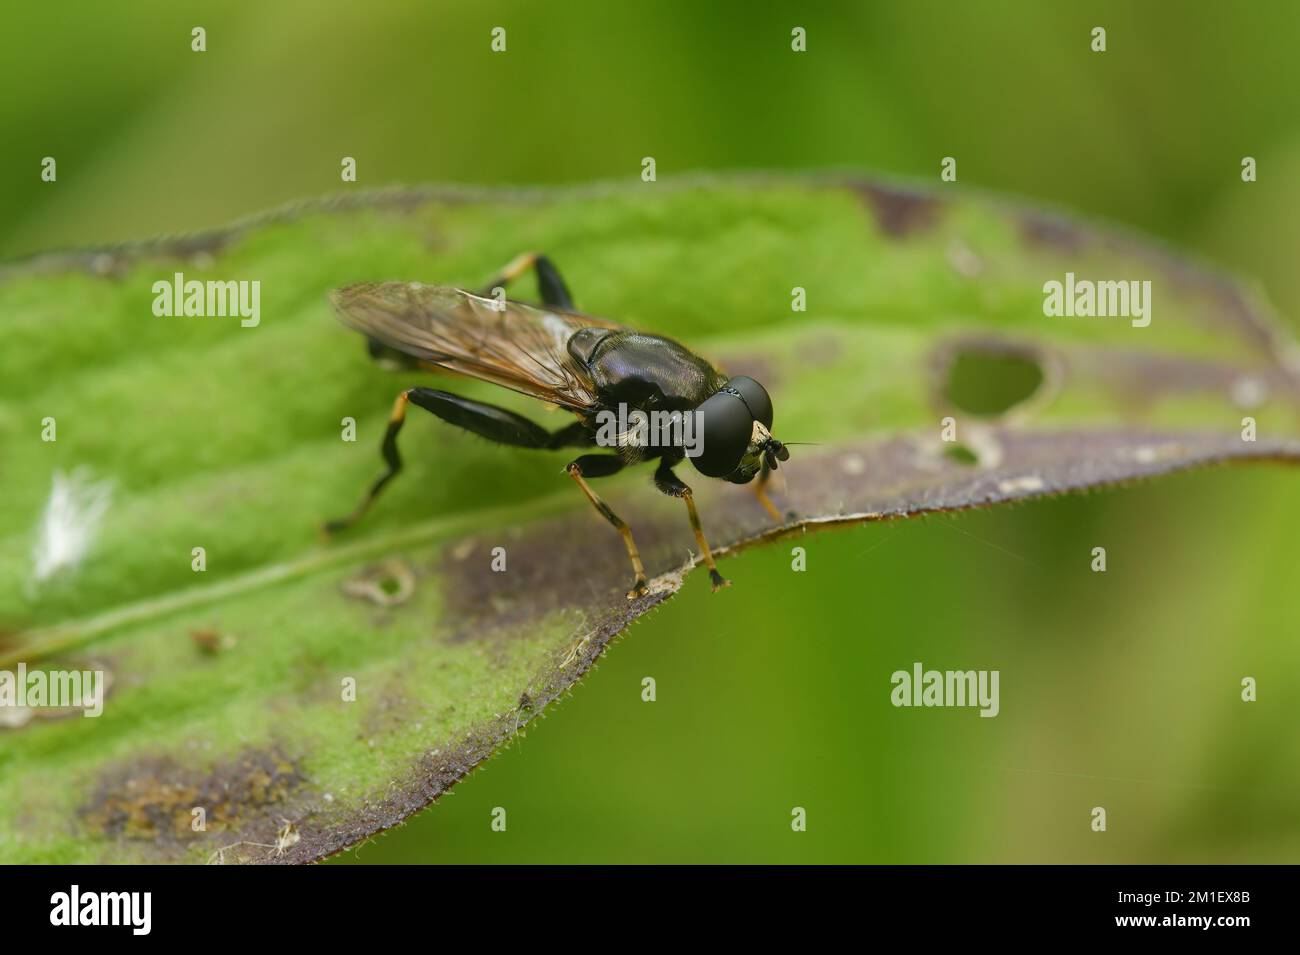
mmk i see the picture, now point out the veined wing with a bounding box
[330,282,623,411]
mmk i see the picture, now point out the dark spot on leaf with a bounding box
[189,628,234,655]
[81,747,303,847]
[853,182,944,238]
[1020,211,1087,253]
[437,530,639,640]
[714,353,778,388]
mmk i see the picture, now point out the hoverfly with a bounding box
[325,253,789,597]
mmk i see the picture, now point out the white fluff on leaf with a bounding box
[30,468,113,589]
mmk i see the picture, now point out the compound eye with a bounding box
[690,389,754,477]
[726,376,773,429]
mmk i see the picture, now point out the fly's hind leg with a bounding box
[476,252,575,310]
[370,253,574,364]
[325,388,584,534]
[654,459,730,592]
[566,454,649,599]
[324,390,414,534]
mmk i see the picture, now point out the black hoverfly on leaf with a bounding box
[325,253,789,598]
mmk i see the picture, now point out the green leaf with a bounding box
[2,176,1298,863]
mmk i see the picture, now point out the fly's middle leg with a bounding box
[566,454,649,599]
[654,459,730,592]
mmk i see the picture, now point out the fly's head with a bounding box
[689,376,788,484]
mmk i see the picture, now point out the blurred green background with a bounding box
[2,0,1297,862]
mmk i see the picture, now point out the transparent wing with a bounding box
[330,283,624,411]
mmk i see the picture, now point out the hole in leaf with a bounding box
[943,347,1045,417]
[944,443,980,466]
[342,559,416,607]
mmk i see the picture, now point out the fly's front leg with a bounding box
[654,459,730,592]
[753,456,783,522]
[566,454,649,599]
[476,252,575,310]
